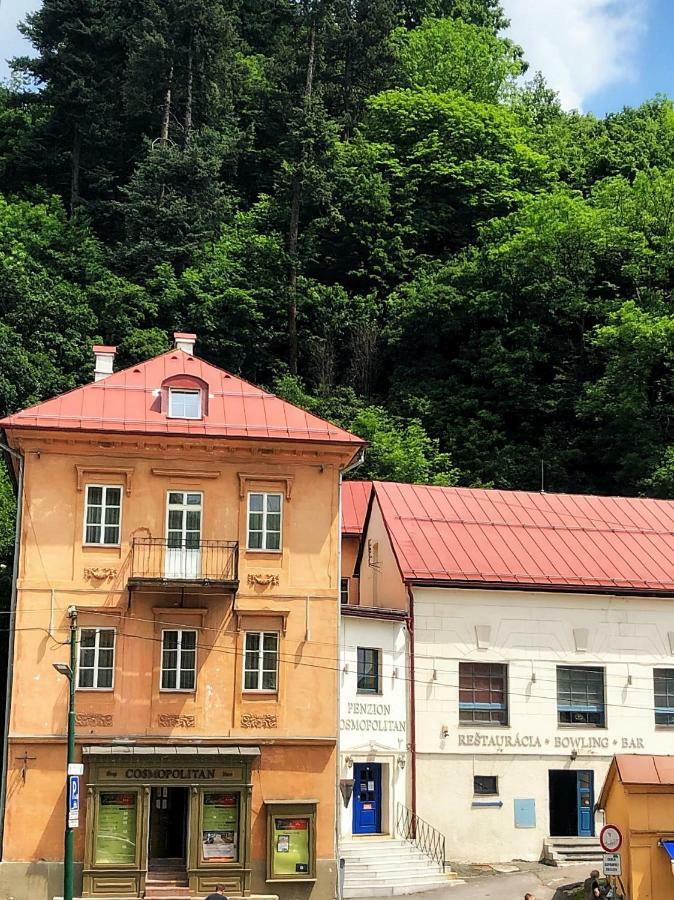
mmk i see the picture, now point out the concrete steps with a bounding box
[341,838,463,898]
[543,835,604,866]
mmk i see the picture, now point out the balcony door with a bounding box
[165,491,202,579]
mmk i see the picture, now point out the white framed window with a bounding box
[161,629,197,691]
[244,631,279,691]
[77,627,115,690]
[340,578,350,605]
[168,388,201,419]
[84,485,122,546]
[247,492,282,551]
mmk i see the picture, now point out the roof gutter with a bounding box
[0,434,24,858]
[407,578,674,598]
[335,446,364,900]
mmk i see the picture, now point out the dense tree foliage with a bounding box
[3,0,674,558]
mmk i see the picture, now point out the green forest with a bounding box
[3,0,674,555]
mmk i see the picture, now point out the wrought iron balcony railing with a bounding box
[129,537,239,586]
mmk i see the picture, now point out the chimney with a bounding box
[174,332,196,355]
[93,345,117,382]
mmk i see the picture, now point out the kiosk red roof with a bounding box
[374,481,674,594]
[0,349,363,446]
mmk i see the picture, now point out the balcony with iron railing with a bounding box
[128,537,239,589]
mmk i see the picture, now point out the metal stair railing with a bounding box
[396,802,446,869]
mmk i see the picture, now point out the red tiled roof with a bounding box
[0,349,363,446]
[374,481,674,594]
[341,481,372,534]
[615,755,674,786]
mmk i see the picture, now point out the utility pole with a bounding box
[54,606,78,900]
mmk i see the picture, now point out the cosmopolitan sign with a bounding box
[340,702,405,734]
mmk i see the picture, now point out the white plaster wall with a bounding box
[339,616,409,838]
[413,587,674,862]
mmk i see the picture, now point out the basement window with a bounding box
[474,775,498,796]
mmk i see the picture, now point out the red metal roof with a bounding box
[374,481,674,594]
[0,349,363,446]
[341,481,372,535]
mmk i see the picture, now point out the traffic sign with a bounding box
[68,775,80,829]
[603,852,622,876]
[600,824,623,852]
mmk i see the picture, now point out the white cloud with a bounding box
[502,0,647,110]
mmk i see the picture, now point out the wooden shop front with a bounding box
[82,746,259,898]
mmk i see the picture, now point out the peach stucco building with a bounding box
[0,334,363,900]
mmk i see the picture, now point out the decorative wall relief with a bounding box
[158,714,196,728]
[240,714,278,729]
[84,567,118,581]
[76,713,113,727]
[247,574,280,588]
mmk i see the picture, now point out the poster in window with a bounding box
[202,793,239,861]
[271,817,310,876]
[95,792,137,865]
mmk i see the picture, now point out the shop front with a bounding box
[82,747,259,898]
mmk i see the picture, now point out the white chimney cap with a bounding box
[93,345,116,382]
[174,332,196,355]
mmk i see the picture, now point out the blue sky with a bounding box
[0,0,672,117]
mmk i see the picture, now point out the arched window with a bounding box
[161,375,209,419]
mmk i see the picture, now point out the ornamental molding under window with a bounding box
[76,465,133,495]
[247,573,280,588]
[238,473,294,500]
[84,567,118,581]
[158,714,196,728]
[76,713,113,727]
[241,714,278,729]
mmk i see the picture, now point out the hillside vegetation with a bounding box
[3,0,674,552]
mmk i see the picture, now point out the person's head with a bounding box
[525,894,535,900]
[590,870,600,879]
[214,887,226,897]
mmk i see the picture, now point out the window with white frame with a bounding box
[244,632,279,691]
[654,668,674,726]
[340,578,350,605]
[168,388,202,419]
[77,628,115,689]
[357,647,382,694]
[84,485,122,545]
[161,629,197,691]
[557,665,605,727]
[247,492,282,550]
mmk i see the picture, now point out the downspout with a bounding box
[335,448,365,900]
[406,585,417,820]
[0,436,24,857]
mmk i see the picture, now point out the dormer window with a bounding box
[168,388,201,419]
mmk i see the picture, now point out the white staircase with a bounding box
[340,838,462,898]
[543,835,604,866]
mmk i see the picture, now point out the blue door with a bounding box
[577,770,594,836]
[353,763,382,834]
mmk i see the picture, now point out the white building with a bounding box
[357,480,674,864]
[339,606,409,839]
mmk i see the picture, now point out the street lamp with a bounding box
[53,606,78,900]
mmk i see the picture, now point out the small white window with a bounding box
[168,388,201,419]
[247,492,282,551]
[84,485,122,545]
[244,632,279,691]
[77,628,115,690]
[161,629,197,691]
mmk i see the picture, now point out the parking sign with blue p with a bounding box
[68,775,79,828]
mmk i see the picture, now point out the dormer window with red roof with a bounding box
[168,387,202,419]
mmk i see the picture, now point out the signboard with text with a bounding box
[603,852,622,876]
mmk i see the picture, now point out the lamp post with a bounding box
[53,606,78,900]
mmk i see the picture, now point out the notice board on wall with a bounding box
[95,792,138,865]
